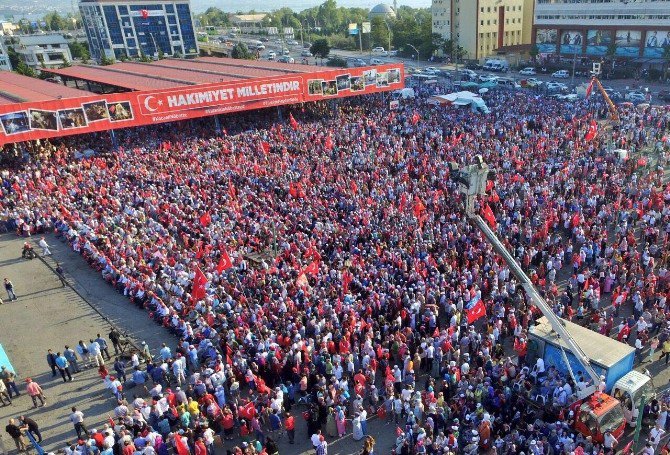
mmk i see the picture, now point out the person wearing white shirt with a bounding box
[88,340,104,367]
[649,424,665,451]
[38,237,51,256]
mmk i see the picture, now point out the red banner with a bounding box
[0,64,404,145]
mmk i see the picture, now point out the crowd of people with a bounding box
[2,79,670,455]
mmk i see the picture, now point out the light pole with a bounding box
[406,44,419,65]
[383,19,391,54]
[149,32,158,59]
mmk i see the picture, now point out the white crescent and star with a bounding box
[143,96,163,112]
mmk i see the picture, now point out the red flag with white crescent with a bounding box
[216,250,233,273]
[466,299,486,324]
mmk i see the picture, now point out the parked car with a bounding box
[283,48,290,55]
[424,66,439,73]
[370,58,385,65]
[458,69,478,80]
[303,42,312,48]
[519,67,536,76]
[300,49,313,57]
[546,82,566,91]
[626,92,646,103]
[372,46,386,54]
[256,44,266,50]
[523,78,543,87]
[266,51,277,60]
[260,37,269,42]
[277,56,295,63]
[552,70,570,78]
[496,77,520,89]
[287,40,299,46]
[478,74,498,83]
[389,50,398,56]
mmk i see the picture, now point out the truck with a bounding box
[451,159,652,444]
[483,59,510,72]
[528,317,635,393]
[611,370,655,428]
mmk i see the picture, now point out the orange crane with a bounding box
[589,76,620,123]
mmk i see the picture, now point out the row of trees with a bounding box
[197,1,454,61]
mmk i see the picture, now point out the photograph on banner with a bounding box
[336,74,351,91]
[536,29,557,53]
[351,76,365,92]
[363,69,377,85]
[58,108,88,129]
[643,30,670,57]
[586,30,611,56]
[560,30,583,54]
[308,79,324,95]
[322,80,338,96]
[107,101,134,122]
[83,100,110,122]
[0,111,30,135]
[615,30,641,57]
[388,68,401,84]
[376,71,389,87]
[29,109,58,131]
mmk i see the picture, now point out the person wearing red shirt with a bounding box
[122,440,135,455]
[284,412,295,444]
[194,437,207,455]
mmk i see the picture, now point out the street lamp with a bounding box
[406,44,419,64]
[383,19,391,55]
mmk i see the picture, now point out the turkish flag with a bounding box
[174,435,189,455]
[585,120,598,141]
[303,260,320,277]
[260,141,271,154]
[140,9,149,19]
[199,212,211,227]
[325,135,333,151]
[216,250,233,273]
[191,266,208,301]
[482,204,497,230]
[412,197,426,218]
[411,112,420,125]
[195,241,205,259]
[342,270,353,293]
[289,113,299,129]
[466,299,486,324]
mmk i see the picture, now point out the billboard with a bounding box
[0,64,405,145]
[614,30,641,57]
[560,30,583,54]
[643,30,670,58]
[536,28,557,53]
[586,29,611,56]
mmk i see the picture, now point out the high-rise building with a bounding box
[79,0,199,62]
[432,0,535,60]
[533,0,670,59]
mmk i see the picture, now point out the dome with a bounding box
[369,3,396,19]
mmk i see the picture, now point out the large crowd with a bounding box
[2,80,670,455]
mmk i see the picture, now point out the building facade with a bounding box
[79,0,199,62]
[14,34,73,69]
[432,0,534,60]
[0,39,11,71]
[533,0,670,58]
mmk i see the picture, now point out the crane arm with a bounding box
[592,77,620,123]
[470,213,600,397]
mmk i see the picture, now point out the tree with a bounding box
[370,16,390,50]
[45,11,68,31]
[310,38,330,59]
[231,42,254,60]
[441,38,466,61]
[317,0,342,34]
[529,44,539,60]
[68,41,90,61]
[100,55,116,66]
[198,7,229,27]
[15,61,36,77]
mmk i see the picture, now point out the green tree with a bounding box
[370,16,390,50]
[198,7,230,27]
[100,55,116,66]
[68,41,90,61]
[310,38,330,59]
[317,0,342,34]
[231,42,254,59]
[15,61,36,77]
[529,44,539,60]
[6,46,20,70]
[59,58,72,68]
[45,11,68,31]
[441,38,466,61]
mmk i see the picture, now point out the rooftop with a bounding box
[0,71,93,105]
[16,34,68,46]
[43,57,318,92]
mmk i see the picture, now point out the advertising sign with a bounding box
[643,30,670,57]
[560,30,583,54]
[536,29,557,53]
[614,30,641,57]
[0,64,404,145]
[586,29,611,56]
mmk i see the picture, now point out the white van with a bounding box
[483,59,510,72]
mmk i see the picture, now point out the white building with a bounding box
[533,0,670,58]
[14,34,73,69]
[0,39,11,71]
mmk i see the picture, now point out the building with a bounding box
[13,34,73,69]
[229,14,267,34]
[432,0,534,60]
[0,39,11,71]
[533,0,670,59]
[79,0,199,62]
[1,21,19,36]
[369,3,396,21]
